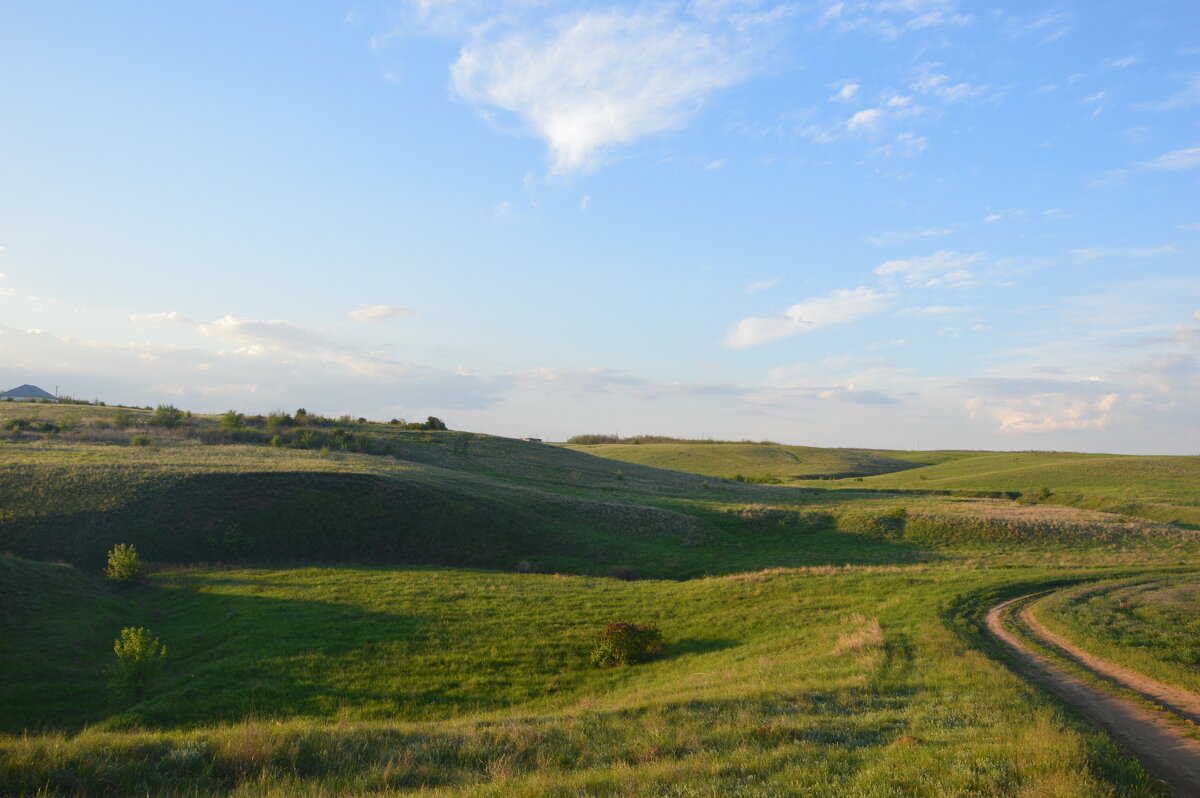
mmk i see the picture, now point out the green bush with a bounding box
[105,543,144,583]
[112,409,133,428]
[130,434,151,447]
[219,410,244,430]
[590,621,663,667]
[110,627,166,701]
[148,404,184,428]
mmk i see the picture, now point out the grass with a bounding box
[0,558,1170,796]
[560,442,923,483]
[2,403,1198,794]
[1031,576,1200,694]
[809,451,1200,527]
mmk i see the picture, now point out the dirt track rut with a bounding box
[985,595,1200,797]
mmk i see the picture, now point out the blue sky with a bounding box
[1,1,1197,452]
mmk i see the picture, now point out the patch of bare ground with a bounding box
[986,595,1200,796]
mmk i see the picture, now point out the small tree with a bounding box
[111,627,166,702]
[590,621,663,667]
[112,408,133,428]
[106,543,144,583]
[148,404,184,428]
[219,409,244,430]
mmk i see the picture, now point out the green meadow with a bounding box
[1,403,1196,795]
[1032,575,1200,694]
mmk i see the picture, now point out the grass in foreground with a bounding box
[0,558,1170,796]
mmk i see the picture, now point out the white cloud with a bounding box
[449,5,789,174]
[985,392,1120,433]
[819,0,971,40]
[1133,76,1200,112]
[909,63,986,103]
[580,194,590,211]
[1143,146,1200,172]
[705,158,727,170]
[914,304,970,315]
[846,107,883,132]
[198,315,343,353]
[983,213,1002,223]
[493,200,513,221]
[726,286,895,348]
[872,131,927,158]
[1071,245,1177,263]
[348,305,415,322]
[829,82,860,102]
[1106,56,1139,69]
[874,250,984,286]
[865,226,951,246]
[745,277,781,294]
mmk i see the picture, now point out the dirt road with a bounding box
[985,595,1200,797]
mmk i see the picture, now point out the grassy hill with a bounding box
[818,451,1200,527]
[560,442,923,483]
[3,403,1199,795]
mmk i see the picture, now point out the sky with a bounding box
[1,1,1198,453]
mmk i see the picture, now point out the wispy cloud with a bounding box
[818,0,972,40]
[874,250,983,286]
[865,226,953,246]
[745,277,782,294]
[726,286,895,348]
[1133,76,1200,112]
[1071,244,1177,263]
[909,63,987,103]
[829,81,860,102]
[348,305,414,322]
[445,4,793,174]
[1143,146,1200,171]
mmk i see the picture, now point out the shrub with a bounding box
[130,434,151,447]
[591,621,663,667]
[111,627,167,701]
[148,404,184,428]
[112,408,133,428]
[106,543,144,583]
[219,410,244,430]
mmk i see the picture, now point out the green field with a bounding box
[1031,576,1200,694]
[1,405,1196,795]
[561,442,922,483]
[821,451,1200,527]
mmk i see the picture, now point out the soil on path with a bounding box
[985,595,1200,797]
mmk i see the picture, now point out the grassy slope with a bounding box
[560,443,923,482]
[2,405,1198,794]
[1032,576,1200,694]
[0,558,1169,796]
[806,452,1200,527]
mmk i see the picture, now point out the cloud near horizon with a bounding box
[348,305,415,322]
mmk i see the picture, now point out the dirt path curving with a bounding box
[985,595,1200,797]
[1019,601,1200,726]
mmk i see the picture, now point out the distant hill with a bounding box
[560,442,924,483]
[819,451,1200,527]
